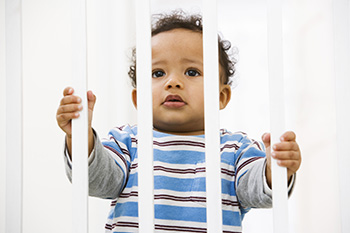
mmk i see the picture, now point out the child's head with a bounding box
[130,11,235,135]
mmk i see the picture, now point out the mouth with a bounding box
[162,95,186,108]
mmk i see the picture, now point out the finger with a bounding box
[275,159,299,172]
[87,90,96,110]
[261,132,270,149]
[56,112,80,123]
[273,141,299,152]
[280,131,296,142]
[63,87,74,96]
[60,95,82,106]
[57,103,83,115]
[271,150,300,161]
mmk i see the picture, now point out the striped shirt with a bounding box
[65,124,273,232]
[102,125,270,233]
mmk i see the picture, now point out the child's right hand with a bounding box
[56,87,96,137]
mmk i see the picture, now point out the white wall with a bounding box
[1,0,348,232]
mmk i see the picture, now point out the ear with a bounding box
[219,84,231,110]
[132,88,137,109]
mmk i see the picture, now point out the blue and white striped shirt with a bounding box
[65,124,274,232]
[89,125,271,233]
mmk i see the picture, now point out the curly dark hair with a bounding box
[128,10,237,88]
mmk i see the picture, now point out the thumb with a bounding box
[87,90,96,111]
[262,133,272,174]
[262,132,271,149]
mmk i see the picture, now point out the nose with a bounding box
[164,74,184,90]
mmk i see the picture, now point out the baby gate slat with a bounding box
[333,0,350,232]
[266,0,289,232]
[71,0,89,232]
[5,0,23,232]
[202,0,223,232]
[135,0,155,232]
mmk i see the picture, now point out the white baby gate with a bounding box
[4,0,350,232]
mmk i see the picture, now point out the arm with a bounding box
[235,133,299,209]
[57,87,125,199]
[234,137,273,209]
[64,130,125,199]
[236,158,272,208]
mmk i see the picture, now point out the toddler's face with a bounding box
[132,28,231,135]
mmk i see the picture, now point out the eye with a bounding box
[185,69,201,77]
[152,70,166,78]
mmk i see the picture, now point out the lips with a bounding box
[162,94,186,108]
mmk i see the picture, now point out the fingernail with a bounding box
[77,97,81,103]
[271,152,276,157]
[78,105,83,110]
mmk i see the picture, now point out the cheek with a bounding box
[152,82,159,96]
[197,85,204,99]
[192,87,205,108]
[152,86,162,105]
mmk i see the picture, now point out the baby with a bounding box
[56,11,301,233]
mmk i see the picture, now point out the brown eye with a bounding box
[185,69,200,77]
[152,70,165,78]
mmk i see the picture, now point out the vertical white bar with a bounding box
[333,0,350,232]
[202,0,223,232]
[71,0,89,232]
[135,0,154,232]
[5,0,23,232]
[266,0,289,232]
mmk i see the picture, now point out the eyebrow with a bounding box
[181,58,203,66]
[152,60,165,66]
[152,58,203,66]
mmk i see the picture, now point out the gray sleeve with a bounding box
[236,159,273,208]
[64,131,125,199]
[236,158,296,209]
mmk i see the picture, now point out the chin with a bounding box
[153,122,204,135]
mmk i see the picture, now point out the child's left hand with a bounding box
[262,131,301,188]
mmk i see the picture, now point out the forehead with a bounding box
[151,29,203,57]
